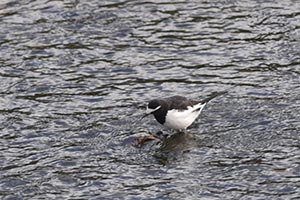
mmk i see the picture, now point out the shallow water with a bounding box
[1,0,300,199]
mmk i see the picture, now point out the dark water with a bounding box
[1,0,300,199]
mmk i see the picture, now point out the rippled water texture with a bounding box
[1,0,300,199]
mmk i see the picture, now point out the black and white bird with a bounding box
[143,91,227,131]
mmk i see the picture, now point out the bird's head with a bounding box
[142,99,162,119]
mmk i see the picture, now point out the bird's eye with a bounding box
[148,100,161,109]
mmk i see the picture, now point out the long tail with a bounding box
[200,91,227,104]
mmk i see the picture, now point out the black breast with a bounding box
[152,100,168,125]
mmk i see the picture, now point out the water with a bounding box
[1,0,300,199]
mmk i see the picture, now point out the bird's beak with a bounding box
[141,108,153,119]
[141,112,151,119]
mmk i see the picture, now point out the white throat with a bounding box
[147,105,161,114]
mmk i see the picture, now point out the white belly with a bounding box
[164,103,206,130]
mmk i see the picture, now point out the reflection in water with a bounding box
[1,0,300,199]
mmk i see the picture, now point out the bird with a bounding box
[142,91,227,131]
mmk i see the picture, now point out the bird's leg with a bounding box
[178,128,187,134]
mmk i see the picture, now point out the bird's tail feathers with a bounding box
[200,91,227,104]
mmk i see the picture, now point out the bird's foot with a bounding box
[178,129,187,134]
[153,131,171,139]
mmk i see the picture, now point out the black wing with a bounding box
[163,91,227,110]
[164,96,199,110]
